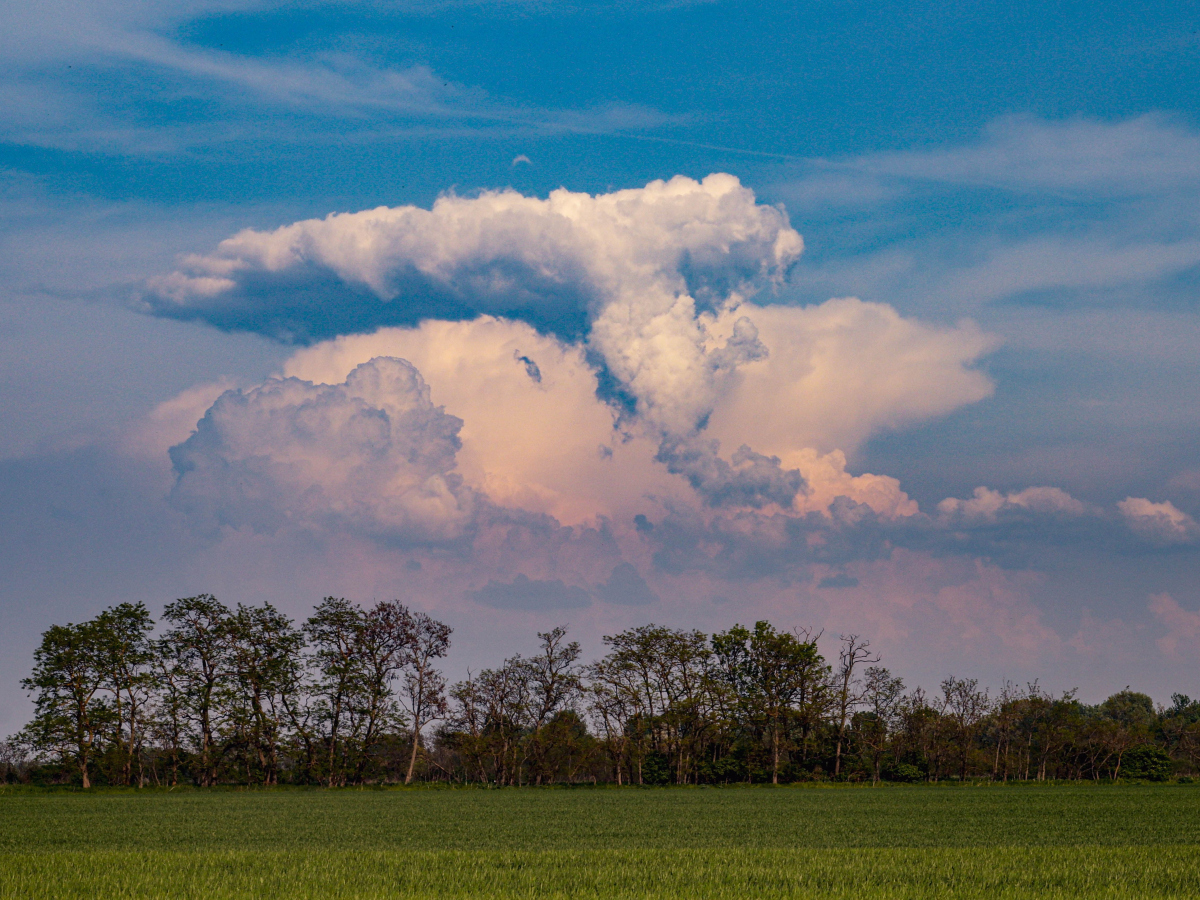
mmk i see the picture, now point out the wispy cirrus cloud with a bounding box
[773,114,1200,317]
[859,114,1200,196]
[0,0,680,155]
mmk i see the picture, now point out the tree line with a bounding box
[5,596,1199,787]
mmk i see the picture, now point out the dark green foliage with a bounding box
[640,751,671,785]
[886,763,924,783]
[1121,746,1173,781]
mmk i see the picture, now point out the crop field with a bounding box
[2,785,1199,899]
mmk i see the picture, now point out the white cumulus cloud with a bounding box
[169,357,476,542]
[705,298,996,455]
[282,316,686,526]
[1118,497,1199,543]
[938,486,1089,523]
[146,175,1015,550]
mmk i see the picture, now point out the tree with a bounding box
[158,600,232,782]
[712,621,827,784]
[159,595,232,786]
[940,677,992,780]
[524,627,583,784]
[22,600,1200,787]
[856,666,905,784]
[830,634,879,778]
[896,687,942,781]
[94,602,155,786]
[21,620,112,787]
[447,656,532,785]
[305,597,367,785]
[400,609,452,784]
[225,603,304,785]
[1097,689,1154,780]
[594,625,713,785]
[149,646,188,786]
[0,739,31,784]
[586,672,637,785]
[353,600,412,782]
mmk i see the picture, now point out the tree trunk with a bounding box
[405,717,421,785]
[201,707,214,787]
[772,718,780,785]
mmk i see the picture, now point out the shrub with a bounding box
[1120,746,1172,781]
[886,763,924,784]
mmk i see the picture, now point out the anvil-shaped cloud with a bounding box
[145,173,803,434]
[150,174,1190,608]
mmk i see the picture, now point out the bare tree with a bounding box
[940,676,992,780]
[830,634,879,777]
[586,675,636,785]
[401,610,452,784]
[524,627,582,784]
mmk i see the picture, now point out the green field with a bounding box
[2,785,1199,898]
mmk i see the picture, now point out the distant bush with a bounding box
[886,763,924,783]
[640,752,671,786]
[1121,746,1172,781]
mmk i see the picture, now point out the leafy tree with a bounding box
[1121,745,1172,781]
[593,625,713,784]
[21,619,112,787]
[19,602,1200,786]
[1101,690,1156,729]
[94,602,155,786]
[305,597,368,785]
[712,621,827,784]
[225,603,304,784]
[856,666,905,784]
[158,595,233,786]
[1093,690,1155,780]
[353,601,413,782]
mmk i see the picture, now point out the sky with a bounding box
[3,0,1200,735]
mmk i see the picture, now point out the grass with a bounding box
[2,785,1199,897]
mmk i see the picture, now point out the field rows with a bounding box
[2,786,1198,898]
[5,847,1200,899]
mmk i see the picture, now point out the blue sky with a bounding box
[3,0,1200,734]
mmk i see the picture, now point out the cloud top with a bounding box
[1118,497,1200,544]
[144,174,803,434]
